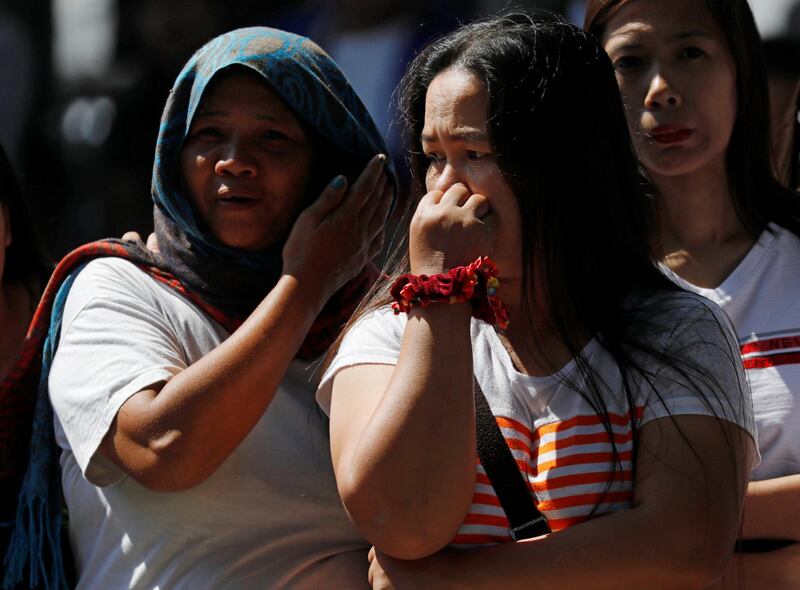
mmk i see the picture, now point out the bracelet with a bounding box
[390,256,509,328]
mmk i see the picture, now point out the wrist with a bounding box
[277,273,329,318]
[408,299,472,322]
[409,250,446,276]
[391,257,509,328]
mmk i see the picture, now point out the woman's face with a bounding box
[602,0,737,179]
[180,70,315,250]
[421,68,522,277]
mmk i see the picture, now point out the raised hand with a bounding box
[409,182,495,275]
[282,153,392,306]
[121,231,160,253]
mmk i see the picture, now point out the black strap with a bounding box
[734,538,795,553]
[474,377,550,540]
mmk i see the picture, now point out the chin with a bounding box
[641,150,710,178]
[640,138,728,179]
[646,159,701,178]
[217,233,277,251]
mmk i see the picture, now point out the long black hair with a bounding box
[333,12,748,505]
[0,142,50,291]
[584,0,800,238]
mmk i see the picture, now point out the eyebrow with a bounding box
[605,40,642,52]
[606,30,715,52]
[672,30,715,41]
[420,130,489,143]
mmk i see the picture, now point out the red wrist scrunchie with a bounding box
[390,256,509,328]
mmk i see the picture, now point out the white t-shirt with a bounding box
[318,293,756,547]
[662,223,800,481]
[49,258,369,590]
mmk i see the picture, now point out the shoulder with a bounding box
[68,257,214,324]
[767,222,800,259]
[317,305,404,413]
[623,289,754,440]
[624,288,733,349]
[60,257,222,346]
[61,258,152,328]
[68,257,160,304]
[339,305,407,351]
[620,288,744,403]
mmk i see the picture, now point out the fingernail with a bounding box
[330,175,346,189]
[377,154,386,165]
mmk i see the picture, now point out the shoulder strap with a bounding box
[474,376,550,540]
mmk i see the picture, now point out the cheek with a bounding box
[180,150,209,204]
[719,78,738,132]
[424,165,438,192]
[620,97,641,133]
[270,153,316,214]
[484,176,520,224]
[613,79,643,128]
[475,164,508,196]
[698,70,737,150]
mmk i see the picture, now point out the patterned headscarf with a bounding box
[151,27,395,328]
[0,27,394,588]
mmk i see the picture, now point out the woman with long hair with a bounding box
[1,27,393,589]
[585,1,800,586]
[320,12,755,589]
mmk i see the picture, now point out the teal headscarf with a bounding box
[150,25,396,347]
[156,27,393,242]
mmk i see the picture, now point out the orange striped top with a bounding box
[452,409,639,546]
[320,299,755,549]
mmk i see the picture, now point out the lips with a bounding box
[216,186,261,209]
[218,195,256,203]
[648,126,693,144]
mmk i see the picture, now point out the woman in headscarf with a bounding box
[0,26,394,589]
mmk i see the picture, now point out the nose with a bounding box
[433,162,469,193]
[644,72,681,109]
[214,138,257,177]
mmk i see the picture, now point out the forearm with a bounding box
[711,549,800,590]
[413,505,728,590]
[375,416,750,589]
[108,274,325,489]
[741,475,800,541]
[339,305,477,558]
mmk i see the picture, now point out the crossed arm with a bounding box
[711,476,800,589]
[329,305,753,589]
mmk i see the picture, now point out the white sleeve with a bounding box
[49,259,187,486]
[636,294,758,462]
[316,306,406,415]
